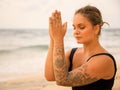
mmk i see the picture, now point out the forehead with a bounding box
[73,13,90,25]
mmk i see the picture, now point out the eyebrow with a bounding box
[72,23,84,27]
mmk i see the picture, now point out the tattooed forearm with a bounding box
[59,64,98,86]
[53,44,98,87]
[54,46,66,69]
[53,44,68,82]
[55,58,64,68]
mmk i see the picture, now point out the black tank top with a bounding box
[69,48,117,90]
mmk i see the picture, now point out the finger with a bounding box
[58,11,62,23]
[49,17,52,24]
[51,11,57,25]
[49,17,53,26]
[63,22,67,32]
[51,10,62,28]
[55,11,61,21]
[49,17,55,31]
[55,11,62,27]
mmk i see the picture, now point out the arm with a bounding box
[49,10,114,87]
[44,39,55,81]
[50,10,98,86]
[44,11,56,81]
[44,10,70,81]
[53,43,114,86]
[44,39,71,81]
[53,41,99,86]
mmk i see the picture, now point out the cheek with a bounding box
[82,29,92,37]
[82,29,94,40]
[83,26,95,36]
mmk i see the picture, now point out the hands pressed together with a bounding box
[49,10,67,43]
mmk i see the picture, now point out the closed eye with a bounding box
[72,24,86,30]
[79,26,85,30]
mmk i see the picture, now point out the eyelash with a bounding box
[79,26,85,29]
[73,26,85,30]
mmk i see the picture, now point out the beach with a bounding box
[0,29,120,90]
[0,65,120,90]
[0,74,71,90]
[0,69,119,90]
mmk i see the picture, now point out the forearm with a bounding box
[47,10,68,82]
[53,40,68,84]
[53,40,98,86]
[45,39,55,81]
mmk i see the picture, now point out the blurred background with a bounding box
[0,0,120,89]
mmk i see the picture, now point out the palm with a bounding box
[49,10,67,41]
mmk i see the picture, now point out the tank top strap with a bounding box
[69,48,77,71]
[69,51,117,74]
[86,53,117,75]
[87,53,115,62]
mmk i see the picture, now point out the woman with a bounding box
[44,5,117,90]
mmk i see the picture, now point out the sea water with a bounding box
[0,28,120,81]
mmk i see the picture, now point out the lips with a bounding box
[74,35,81,38]
[75,37,82,41]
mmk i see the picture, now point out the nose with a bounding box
[74,28,80,35]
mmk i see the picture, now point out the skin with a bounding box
[44,10,115,87]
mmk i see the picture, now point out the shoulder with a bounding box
[65,48,79,68]
[86,54,115,80]
[65,48,81,59]
[65,48,79,57]
[64,48,72,68]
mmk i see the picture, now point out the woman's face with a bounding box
[73,13,97,44]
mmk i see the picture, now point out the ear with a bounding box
[94,25,100,35]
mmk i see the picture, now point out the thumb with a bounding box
[63,22,67,31]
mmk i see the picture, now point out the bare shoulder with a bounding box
[65,48,80,63]
[86,54,115,80]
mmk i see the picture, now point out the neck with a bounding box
[82,39,104,56]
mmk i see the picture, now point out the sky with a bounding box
[0,0,120,29]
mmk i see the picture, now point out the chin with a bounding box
[76,40,82,44]
[77,42,82,44]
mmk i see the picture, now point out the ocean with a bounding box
[0,28,120,82]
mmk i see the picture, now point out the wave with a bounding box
[20,44,48,50]
[0,45,49,54]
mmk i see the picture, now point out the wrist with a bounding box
[54,39,64,46]
[48,39,54,48]
[50,39,54,44]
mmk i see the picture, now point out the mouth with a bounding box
[75,36,82,39]
[74,34,82,40]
